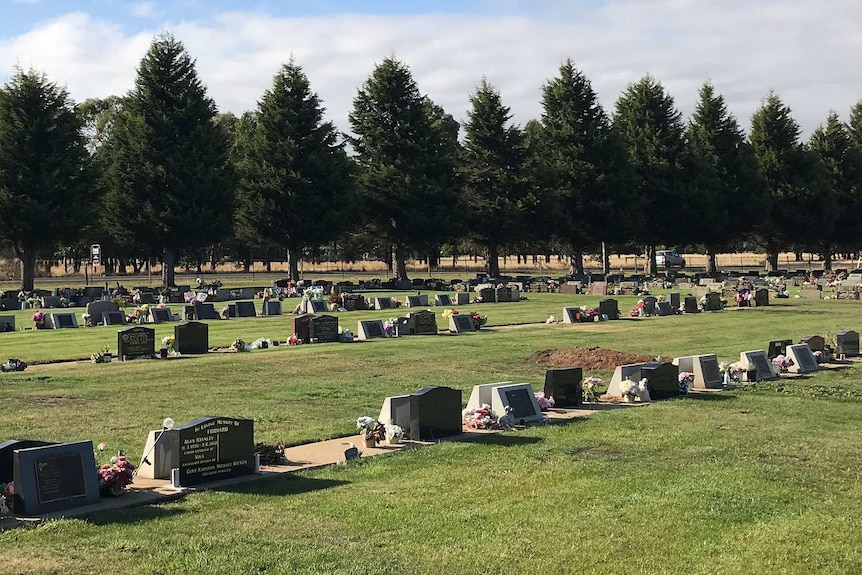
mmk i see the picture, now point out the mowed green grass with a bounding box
[1,294,862,574]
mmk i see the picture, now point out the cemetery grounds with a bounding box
[0,291,860,574]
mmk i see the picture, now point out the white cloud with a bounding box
[129,2,160,19]
[0,1,860,137]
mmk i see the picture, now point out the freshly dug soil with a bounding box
[528,346,671,371]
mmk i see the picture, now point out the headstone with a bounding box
[0,298,20,311]
[740,350,778,381]
[657,302,673,316]
[102,311,125,326]
[149,307,174,324]
[408,310,438,335]
[754,288,769,307]
[605,363,648,398]
[478,287,495,303]
[668,293,681,310]
[12,441,101,516]
[235,301,257,318]
[357,320,387,340]
[562,307,579,323]
[589,282,608,296]
[264,301,282,316]
[195,302,220,320]
[135,428,176,480]
[378,394,412,429]
[169,417,255,487]
[408,386,462,441]
[705,292,722,311]
[0,440,56,483]
[306,300,328,313]
[786,344,819,374]
[239,288,256,300]
[225,303,237,318]
[183,304,196,321]
[374,297,396,310]
[291,314,313,344]
[449,314,476,333]
[767,339,793,359]
[86,301,120,324]
[642,296,658,316]
[216,289,231,302]
[309,314,340,343]
[434,294,453,306]
[598,298,619,320]
[676,354,723,389]
[466,381,514,411]
[118,326,155,360]
[455,292,470,306]
[684,296,700,314]
[0,315,15,332]
[406,295,429,308]
[42,296,61,309]
[50,313,78,329]
[138,292,156,305]
[174,321,209,354]
[543,367,583,407]
[495,287,512,303]
[836,330,860,357]
[799,335,825,353]
[639,362,679,398]
[490,383,543,423]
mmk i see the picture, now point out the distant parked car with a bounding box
[656,250,686,268]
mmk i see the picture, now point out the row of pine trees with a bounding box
[0,34,859,290]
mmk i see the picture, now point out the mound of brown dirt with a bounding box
[528,347,671,371]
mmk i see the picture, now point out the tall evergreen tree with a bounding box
[101,34,234,286]
[236,60,354,280]
[686,82,764,274]
[809,112,861,269]
[460,79,526,277]
[0,68,93,290]
[613,75,687,275]
[348,57,459,280]
[749,92,815,271]
[541,60,631,275]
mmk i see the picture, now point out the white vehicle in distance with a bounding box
[656,250,686,268]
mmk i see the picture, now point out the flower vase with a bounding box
[361,437,376,449]
[100,484,126,497]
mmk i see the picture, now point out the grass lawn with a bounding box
[0,294,861,574]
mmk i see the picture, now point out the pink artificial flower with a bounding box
[97,442,106,451]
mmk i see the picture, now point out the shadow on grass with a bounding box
[211,474,349,497]
[449,432,544,447]
[87,503,188,526]
[682,392,736,401]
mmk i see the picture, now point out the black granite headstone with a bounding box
[800,335,825,352]
[408,386,462,441]
[375,297,395,310]
[450,314,475,333]
[837,330,859,356]
[174,322,209,354]
[149,308,173,324]
[543,367,583,408]
[53,313,76,329]
[684,296,700,314]
[434,294,452,306]
[0,315,15,332]
[235,301,257,318]
[767,339,793,359]
[754,288,769,307]
[291,314,313,343]
[102,311,125,326]
[0,439,56,483]
[599,298,620,320]
[657,301,673,316]
[117,326,155,360]
[264,301,282,316]
[308,300,328,313]
[668,293,681,310]
[505,387,539,419]
[195,303,220,320]
[744,351,778,381]
[409,310,438,335]
[12,441,100,516]
[359,320,386,339]
[642,296,658,316]
[309,314,339,343]
[168,417,255,487]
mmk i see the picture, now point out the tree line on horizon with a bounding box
[0,33,860,290]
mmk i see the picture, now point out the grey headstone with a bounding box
[837,330,859,356]
[13,441,101,516]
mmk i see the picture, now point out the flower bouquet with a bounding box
[470,311,487,330]
[619,379,640,402]
[534,391,555,411]
[0,358,27,372]
[356,416,384,448]
[678,372,694,394]
[384,423,404,444]
[813,350,824,363]
[0,481,14,515]
[582,377,603,402]
[441,308,458,319]
[162,335,175,353]
[462,404,502,430]
[772,354,794,372]
[32,310,45,329]
[94,443,136,496]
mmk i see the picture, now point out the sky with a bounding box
[0,0,860,137]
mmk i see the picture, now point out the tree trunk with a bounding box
[572,249,585,276]
[765,243,779,272]
[265,260,272,273]
[395,244,408,280]
[646,245,657,276]
[603,251,610,276]
[487,244,500,278]
[162,248,176,287]
[18,250,36,292]
[288,244,300,280]
[822,246,833,271]
[706,247,718,276]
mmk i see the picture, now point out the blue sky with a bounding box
[1,0,859,136]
